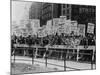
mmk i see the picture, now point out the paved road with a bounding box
[11,56,96,71]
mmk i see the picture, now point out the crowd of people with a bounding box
[11,33,96,63]
[11,33,95,48]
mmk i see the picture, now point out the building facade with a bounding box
[61,4,72,20]
[40,3,62,26]
[71,5,96,25]
[29,2,42,19]
[61,4,96,24]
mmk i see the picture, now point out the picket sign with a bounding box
[78,24,86,36]
[87,23,94,34]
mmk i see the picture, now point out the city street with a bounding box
[11,56,96,71]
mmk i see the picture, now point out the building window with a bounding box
[45,7,47,13]
[63,4,66,8]
[67,9,70,14]
[67,15,70,19]
[50,13,51,18]
[49,13,50,18]
[45,8,47,14]
[67,4,70,8]
[63,10,66,15]
[42,16,44,20]
[49,6,51,11]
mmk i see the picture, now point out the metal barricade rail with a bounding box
[11,46,96,71]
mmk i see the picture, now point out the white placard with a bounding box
[78,24,86,36]
[57,25,65,34]
[71,21,78,35]
[53,18,60,27]
[46,20,53,35]
[64,20,71,34]
[87,23,94,34]
[38,28,44,37]
[31,19,40,29]
[60,16,66,24]
[38,26,47,37]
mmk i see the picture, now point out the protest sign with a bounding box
[78,24,86,36]
[87,23,94,34]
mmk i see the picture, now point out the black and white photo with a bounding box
[11,0,96,74]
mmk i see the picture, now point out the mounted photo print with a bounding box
[11,0,96,74]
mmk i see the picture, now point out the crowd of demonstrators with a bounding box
[11,33,95,47]
[11,33,95,62]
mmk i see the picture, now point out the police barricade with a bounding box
[11,44,96,71]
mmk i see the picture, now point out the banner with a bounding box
[78,24,85,36]
[46,20,52,30]
[57,16,67,35]
[37,28,44,37]
[87,23,94,34]
[53,18,60,28]
[31,19,40,29]
[30,19,40,35]
[64,20,71,34]
[71,21,78,35]
[52,18,60,34]
[38,26,48,37]
[59,16,66,24]
[47,20,52,27]
[57,25,65,35]
[46,20,53,35]
[71,21,77,26]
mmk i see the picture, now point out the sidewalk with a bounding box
[11,56,96,71]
